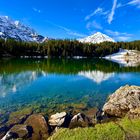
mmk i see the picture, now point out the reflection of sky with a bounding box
[111,73,140,86]
[0,70,140,110]
[0,71,47,98]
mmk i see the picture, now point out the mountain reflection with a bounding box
[78,71,114,84]
[0,71,47,97]
[0,58,140,98]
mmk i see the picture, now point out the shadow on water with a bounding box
[0,58,140,74]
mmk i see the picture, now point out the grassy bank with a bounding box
[48,118,140,140]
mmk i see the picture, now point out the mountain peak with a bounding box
[79,32,115,44]
[94,32,102,35]
[0,16,44,42]
[14,20,20,27]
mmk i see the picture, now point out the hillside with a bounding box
[0,16,44,42]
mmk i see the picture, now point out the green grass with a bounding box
[119,118,140,139]
[48,118,140,140]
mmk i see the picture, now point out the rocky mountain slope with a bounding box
[79,32,115,44]
[0,16,44,42]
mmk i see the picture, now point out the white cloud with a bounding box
[33,8,41,13]
[128,0,140,8]
[117,36,131,41]
[59,26,86,37]
[45,20,86,38]
[85,7,108,21]
[105,29,132,41]
[116,3,123,8]
[86,21,103,30]
[108,0,118,24]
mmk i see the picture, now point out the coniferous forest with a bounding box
[0,38,140,58]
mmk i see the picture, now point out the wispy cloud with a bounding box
[85,7,108,21]
[105,29,132,41]
[117,0,140,8]
[45,20,86,38]
[128,0,140,8]
[86,21,103,30]
[85,0,118,24]
[116,3,123,8]
[33,8,41,13]
[58,25,86,37]
[108,0,118,24]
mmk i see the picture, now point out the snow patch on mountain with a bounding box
[79,32,115,44]
[0,16,44,42]
[104,49,140,67]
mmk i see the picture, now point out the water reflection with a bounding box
[0,71,47,98]
[0,58,140,113]
[78,71,115,84]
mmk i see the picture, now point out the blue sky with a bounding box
[0,0,140,41]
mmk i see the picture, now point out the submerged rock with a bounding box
[2,125,31,140]
[0,108,32,139]
[69,113,92,128]
[25,114,50,140]
[7,108,33,128]
[103,85,140,118]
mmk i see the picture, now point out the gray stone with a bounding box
[69,113,92,128]
[49,112,67,127]
[103,85,140,117]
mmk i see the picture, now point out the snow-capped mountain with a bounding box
[79,32,115,44]
[0,16,44,42]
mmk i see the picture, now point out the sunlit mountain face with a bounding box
[0,16,44,42]
[79,32,115,44]
[1,0,140,40]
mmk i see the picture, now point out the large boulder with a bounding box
[103,85,140,118]
[126,108,140,119]
[69,113,92,128]
[24,114,50,140]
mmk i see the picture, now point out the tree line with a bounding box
[0,38,140,58]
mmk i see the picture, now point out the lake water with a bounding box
[0,58,140,122]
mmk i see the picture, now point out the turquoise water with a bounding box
[0,58,140,119]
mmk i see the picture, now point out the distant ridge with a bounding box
[0,16,45,42]
[79,32,115,44]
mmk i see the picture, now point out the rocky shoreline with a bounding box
[1,85,140,140]
[105,49,140,67]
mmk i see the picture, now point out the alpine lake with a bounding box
[0,58,140,124]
